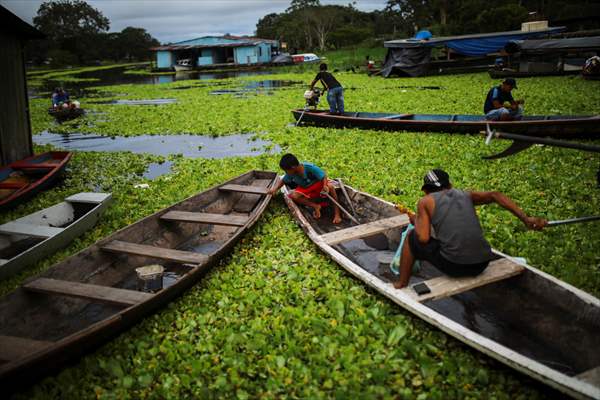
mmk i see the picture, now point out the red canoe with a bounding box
[0,152,72,210]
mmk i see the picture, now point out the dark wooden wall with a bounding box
[0,31,33,166]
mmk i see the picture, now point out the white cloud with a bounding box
[0,0,387,43]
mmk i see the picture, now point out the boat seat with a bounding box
[10,163,58,169]
[0,335,53,362]
[319,215,410,245]
[24,277,153,307]
[401,258,525,302]
[160,211,249,226]
[381,114,413,120]
[0,181,28,189]
[577,366,600,386]
[65,192,111,204]
[101,240,208,265]
[0,222,65,238]
[219,184,270,195]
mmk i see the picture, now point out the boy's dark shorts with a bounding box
[408,231,488,277]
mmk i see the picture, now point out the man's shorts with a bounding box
[408,231,488,277]
[289,180,326,199]
[485,105,523,121]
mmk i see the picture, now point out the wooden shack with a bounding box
[0,6,44,166]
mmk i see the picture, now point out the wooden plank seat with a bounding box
[24,277,153,306]
[10,163,58,169]
[577,366,600,386]
[102,240,208,265]
[0,181,28,190]
[0,222,65,238]
[320,215,410,246]
[160,211,249,226]
[0,335,53,362]
[65,192,111,204]
[219,184,270,195]
[402,258,525,302]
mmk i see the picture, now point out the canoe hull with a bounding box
[0,170,276,393]
[282,182,600,400]
[0,193,112,280]
[291,109,600,138]
[0,152,72,211]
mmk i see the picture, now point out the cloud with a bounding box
[0,0,387,43]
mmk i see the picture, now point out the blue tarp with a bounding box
[385,27,566,57]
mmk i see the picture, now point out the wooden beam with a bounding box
[65,192,111,204]
[24,277,153,306]
[10,163,58,169]
[382,114,413,120]
[402,258,525,302]
[320,215,410,245]
[0,222,64,238]
[0,181,27,189]
[102,240,208,265]
[577,366,600,386]
[219,184,269,195]
[0,335,52,362]
[0,259,7,266]
[161,211,248,226]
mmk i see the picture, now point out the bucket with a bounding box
[135,264,165,292]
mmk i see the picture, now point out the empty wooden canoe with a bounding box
[283,182,600,400]
[0,170,276,392]
[47,107,85,122]
[0,192,112,280]
[0,151,72,210]
[291,109,600,138]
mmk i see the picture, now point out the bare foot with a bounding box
[312,204,322,219]
[332,213,342,224]
[393,280,406,289]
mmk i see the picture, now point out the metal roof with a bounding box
[384,27,565,48]
[0,5,44,39]
[151,36,278,51]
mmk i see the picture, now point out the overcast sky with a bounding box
[1,0,388,43]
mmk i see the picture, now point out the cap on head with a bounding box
[502,78,517,89]
[421,169,450,191]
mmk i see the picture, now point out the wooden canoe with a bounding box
[0,152,72,211]
[47,107,85,121]
[0,170,276,392]
[291,109,600,137]
[283,182,600,400]
[0,192,112,280]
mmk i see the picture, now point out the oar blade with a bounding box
[483,141,534,160]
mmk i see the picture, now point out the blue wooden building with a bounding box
[152,35,279,70]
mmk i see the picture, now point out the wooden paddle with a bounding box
[547,215,600,227]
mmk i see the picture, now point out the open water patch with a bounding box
[34,131,279,159]
[89,98,177,105]
[210,80,303,96]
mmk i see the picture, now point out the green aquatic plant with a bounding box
[5,67,600,398]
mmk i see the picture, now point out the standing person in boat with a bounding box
[268,153,342,224]
[484,78,524,121]
[310,63,344,115]
[394,169,547,289]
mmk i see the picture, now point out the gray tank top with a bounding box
[430,189,492,264]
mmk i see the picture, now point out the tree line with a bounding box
[256,0,600,53]
[27,0,159,66]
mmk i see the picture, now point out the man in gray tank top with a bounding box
[394,169,547,289]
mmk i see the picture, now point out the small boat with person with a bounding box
[283,181,600,400]
[0,192,112,280]
[291,109,600,137]
[0,151,72,210]
[48,107,84,122]
[0,170,276,392]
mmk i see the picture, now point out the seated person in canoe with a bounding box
[394,169,546,289]
[310,63,344,115]
[484,78,524,121]
[269,153,342,224]
[51,87,80,109]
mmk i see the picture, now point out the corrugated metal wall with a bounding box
[0,31,32,166]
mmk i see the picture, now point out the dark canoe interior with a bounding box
[298,185,600,378]
[339,111,590,122]
[0,152,70,204]
[0,171,275,371]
